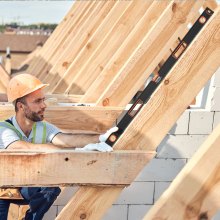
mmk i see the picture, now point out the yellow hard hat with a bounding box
[7,73,49,102]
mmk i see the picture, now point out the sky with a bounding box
[0,0,219,25]
[0,1,74,25]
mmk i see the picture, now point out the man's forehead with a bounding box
[26,89,45,100]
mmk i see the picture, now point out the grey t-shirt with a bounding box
[0,116,61,149]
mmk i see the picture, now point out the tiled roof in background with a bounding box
[0,34,49,53]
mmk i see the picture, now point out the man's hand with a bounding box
[75,142,113,152]
[99,126,119,142]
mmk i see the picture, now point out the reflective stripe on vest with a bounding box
[0,121,47,144]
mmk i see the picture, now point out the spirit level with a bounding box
[106,7,214,147]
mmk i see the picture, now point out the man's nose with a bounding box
[41,100,47,108]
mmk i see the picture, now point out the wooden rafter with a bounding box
[0,105,123,133]
[93,0,206,107]
[27,1,91,77]
[0,150,155,186]
[52,0,153,94]
[44,0,118,90]
[144,124,220,219]
[56,6,220,219]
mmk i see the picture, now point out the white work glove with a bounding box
[99,126,119,142]
[75,142,113,152]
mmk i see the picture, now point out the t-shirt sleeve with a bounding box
[0,127,20,149]
[45,122,61,143]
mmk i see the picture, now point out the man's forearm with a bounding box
[52,133,100,148]
[8,140,62,150]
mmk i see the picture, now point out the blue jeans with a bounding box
[0,187,61,220]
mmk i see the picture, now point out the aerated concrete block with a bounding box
[128,205,152,220]
[213,112,220,129]
[135,158,186,182]
[43,206,57,220]
[54,187,78,206]
[211,88,220,111]
[188,111,213,134]
[212,211,220,220]
[115,182,154,205]
[154,182,171,202]
[103,205,127,220]
[213,67,220,87]
[169,111,190,135]
[157,134,208,159]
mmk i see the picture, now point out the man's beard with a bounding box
[24,107,44,122]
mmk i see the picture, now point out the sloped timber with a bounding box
[56,6,220,220]
[0,105,123,133]
[93,0,206,106]
[44,0,117,88]
[144,124,220,219]
[0,65,10,93]
[28,1,92,77]
[0,93,82,103]
[54,0,153,94]
[0,150,155,186]
[38,1,105,81]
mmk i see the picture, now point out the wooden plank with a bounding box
[0,150,155,186]
[26,2,81,75]
[0,104,123,133]
[0,65,10,89]
[94,0,205,107]
[53,0,153,94]
[51,0,133,94]
[81,0,173,103]
[28,1,93,77]
[36,1,98,80]
[204,0,218,9]
[0,93,82,103]
[113,6,220,151]
[144,124,220,220]
[44,1,115,88]
[50,1,131,93]
[56,6,220,220]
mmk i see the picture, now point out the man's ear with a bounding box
[16,102,24,111]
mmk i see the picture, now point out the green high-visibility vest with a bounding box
[0,120,47,144]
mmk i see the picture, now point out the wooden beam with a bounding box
[81,0,173,103]
[0,104,123,133]
[50,0,132,94]
[28,1,93,77]
[56,6,220,220]
[0,150,155,186]
[37,2,97,80]
[44,1,117,89]
[0,65,10,90]
[113,6,220,151]
[144,124,220,219]
[0,93,82,103]
[94,0,205,107]
[53,0,153,94]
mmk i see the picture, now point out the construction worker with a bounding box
[0,73,117,220]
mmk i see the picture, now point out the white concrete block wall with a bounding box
[43,70,220,219]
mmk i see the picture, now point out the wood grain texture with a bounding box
[0,150,155,186]
[95,0,205,107]
[29,1,93,77]
[51,0,133,94]
[113,6,220,151]
[56,6,220,220]
[0,93,82,103]
[45,1,116,90]
[0,104,123,133]
[0,65,10,90]
[144,124,220,220]
[81,0,171,103]
[55,0,153,94]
